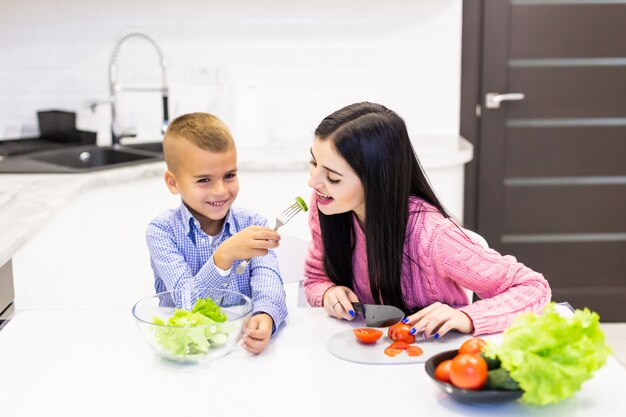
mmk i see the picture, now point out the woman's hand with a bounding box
[322,285,359,320]
[403,302,474,339]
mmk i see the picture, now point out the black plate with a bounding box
[425,350,524,404]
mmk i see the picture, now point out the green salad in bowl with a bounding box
[132,288,252,364]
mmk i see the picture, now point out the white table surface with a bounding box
[1,308,625,417]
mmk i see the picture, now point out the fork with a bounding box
[235,197,308,274]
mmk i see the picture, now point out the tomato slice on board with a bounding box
[406,345,423,357]
[353,328,383,344]
[389,341,410,350]
[384,347,404,357]
[384,341,423,357]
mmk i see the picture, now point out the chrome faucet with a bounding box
[106,29,169,146]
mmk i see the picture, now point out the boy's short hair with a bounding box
[163,112,235,171]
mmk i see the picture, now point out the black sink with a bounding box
[30,147,153,169]
[0,145,163,173]
[121,141,163,154]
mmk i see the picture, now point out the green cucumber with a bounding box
[296,196,309,212]
[485,368,520,391]
[480,351,501,370]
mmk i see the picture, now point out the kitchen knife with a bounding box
[351,302,405,327]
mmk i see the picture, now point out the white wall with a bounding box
[0,0,462,146]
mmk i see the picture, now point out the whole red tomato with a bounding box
[458,338,487,355]
[449,353,488,390]
[434,359,453,383]
[387,322,415,344]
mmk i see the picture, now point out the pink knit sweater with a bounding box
[303,194,551,335]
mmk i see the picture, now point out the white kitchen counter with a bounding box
[0,307,624,417]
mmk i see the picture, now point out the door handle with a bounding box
[485,92,525,109]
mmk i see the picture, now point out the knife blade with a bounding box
[351,302,405,327]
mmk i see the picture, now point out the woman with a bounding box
[304,102,551,337]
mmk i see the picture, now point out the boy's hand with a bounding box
[214,226,280,269]
[243,313,274,354]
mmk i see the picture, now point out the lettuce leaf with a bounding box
[151,296,231,357]
[191,296,227,322]
[488,302,612,405]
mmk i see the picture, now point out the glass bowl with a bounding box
[425,350,524,404]
[132,287,252,364]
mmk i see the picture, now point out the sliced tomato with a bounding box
[406,345,423,357]
[458,338,487,355]
[389,341,410,350]
[384,341,423,357]
[384,347,404,357]
[353,328,383,344]
[387,322,415,344]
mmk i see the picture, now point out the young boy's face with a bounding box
[165,138,239,235]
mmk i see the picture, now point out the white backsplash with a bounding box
[0,0,462,146]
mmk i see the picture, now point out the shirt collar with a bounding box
[179,201,234,238]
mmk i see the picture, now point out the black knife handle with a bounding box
[351,302,364,317]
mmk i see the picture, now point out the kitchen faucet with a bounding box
[101,29,169,146]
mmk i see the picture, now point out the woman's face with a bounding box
[308,137,366,222]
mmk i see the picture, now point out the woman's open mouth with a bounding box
[316,192,334,205]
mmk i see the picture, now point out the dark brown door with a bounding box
[461,0,626,321]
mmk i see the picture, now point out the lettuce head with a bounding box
[490,302,612,406]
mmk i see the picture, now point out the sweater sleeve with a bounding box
[303,194,335,307]
[431,225,552,335]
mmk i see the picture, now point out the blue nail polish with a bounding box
[349,310,355,317]
[409,328,416,335]
[434,333,440,339]
[401,317,409,324]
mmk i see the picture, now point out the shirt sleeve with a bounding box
[214,264,232,277]
[430,224,552,335]
[303,194,336,307]
[146,220,229,291]
[246,214,288,333]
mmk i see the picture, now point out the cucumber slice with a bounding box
[296,196,308,212]
[209,333,228,347]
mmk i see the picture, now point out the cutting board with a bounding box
[326,329,472,365]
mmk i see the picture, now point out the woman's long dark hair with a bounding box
[316,102,449,311]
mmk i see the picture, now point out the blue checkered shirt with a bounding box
[146,202,287,332]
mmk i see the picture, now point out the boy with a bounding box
[146,112,287,354]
